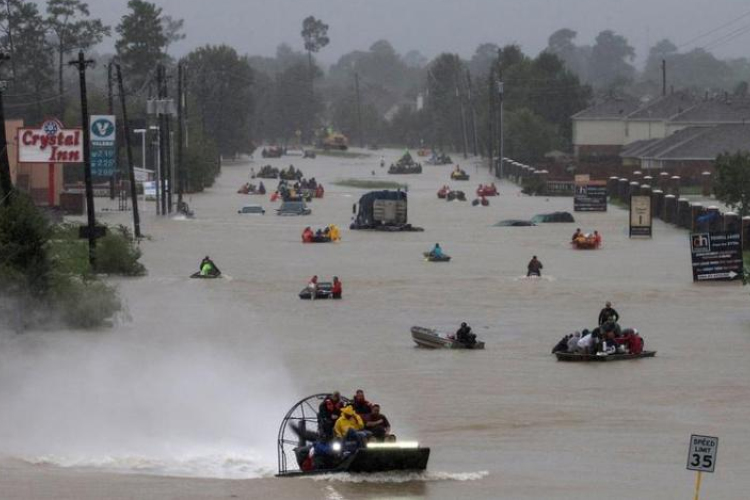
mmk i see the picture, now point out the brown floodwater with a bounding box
[1,149,749,500]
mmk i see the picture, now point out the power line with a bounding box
[676,9,750,50]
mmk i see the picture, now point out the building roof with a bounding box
[669,97,750,124]
[627,91,697,120]
[572,95,642,120]
[620,138,660,158]
[652,124,750,160]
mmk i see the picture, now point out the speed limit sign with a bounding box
[687,434,718,473]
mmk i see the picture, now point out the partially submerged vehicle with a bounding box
[411,326,485,349]
[277,394,430,476]
[262,146,284,158]
[423,252,451,262]
[238,204,266,215]
[299,282,336,299]
[350,190,423,231]
[556,351,656,362]
[277,200,311,216]
[532,211,575,223]
[494,219,536,227]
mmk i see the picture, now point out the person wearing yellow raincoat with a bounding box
[328,224,340,242]
[334,405,364,438]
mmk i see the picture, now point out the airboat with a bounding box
[277,393,430,477]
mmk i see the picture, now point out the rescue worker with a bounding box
[527,255,543,277]
[430,243,444,259]
[302,227,314,243]
[308,275,319,300]
[199,256,219,276]
[334,406,367,449]
[456,322,477,348]
[598,301,620,326]
[364,404,392,441]
[572,228,582,242]
[332,276,342,299]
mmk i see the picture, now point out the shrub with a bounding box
[49,275,122,329]
[95,225,146,276]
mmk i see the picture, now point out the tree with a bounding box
[546,28,589,80]
[403,49,427,68]
[504,108,561,162]
[184,45,255,159]
[714,151,750,216]
[115,0,167,90]
[45,0,110,117]
[425,53,465,150]
[300,15,329,139]
[160,14,184,55]
[468,43,499,78]
[589,30,635,90]
[0,0,56,124]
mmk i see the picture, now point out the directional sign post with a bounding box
[687,434,718,500]
[630,195,652,237]
[690,232,743,281]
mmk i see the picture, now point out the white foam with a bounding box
[25,452,274,479]
[310,470,489,483]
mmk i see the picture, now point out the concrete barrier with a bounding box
[664,194,677,223]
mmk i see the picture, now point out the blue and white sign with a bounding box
[90,115,116,176]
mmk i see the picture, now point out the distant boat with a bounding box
[411,326,485,349]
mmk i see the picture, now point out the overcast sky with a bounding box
[79,0,750,65]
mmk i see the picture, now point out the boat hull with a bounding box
[555,351,656,362]
[277,447,430,477]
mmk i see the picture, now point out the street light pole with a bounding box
[497,79,504,179]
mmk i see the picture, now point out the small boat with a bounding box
[450,170,470,181]
[411,326,485,349]
[423,252,451,262]
[555,351,656,362]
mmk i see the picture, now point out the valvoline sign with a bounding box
[90,115,115,146]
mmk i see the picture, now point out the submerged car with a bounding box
[494,219,536,227]
[277,200,311,216]
[238,204,266,214]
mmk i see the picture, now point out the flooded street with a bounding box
[2,149,750,499]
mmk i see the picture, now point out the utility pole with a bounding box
[466,69,478,156]
[177,62,184,206]
[354,72,364,148]
[107,61,116,200]
[0,52,13,206]
[662,59,667,97]
[157,65,167,215]
[487,68,495,172]
[497,78,504,179]
[69,51,97,266]
[455,73,468,160]
[116,63,141,238]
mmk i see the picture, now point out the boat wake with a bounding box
[514,275,555,282]
[24,451,275,479]
[311,470,489,483]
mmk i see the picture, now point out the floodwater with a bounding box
[1,149,749,500]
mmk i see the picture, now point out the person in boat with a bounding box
[552,334,571,354]
[258,181,266,195]
[318,391,344,440]
[598,301,620,326]
[577,329,593,354]
[600,330,618,355]
[328,224,340,242]
[567,331,582,353]
[351,389,372,415]
[456,322,477,348]
[334,405,368,449]
[572,228,582,242]
[364,404,391,441]
[308,275,319,300]
[332,276,342,299]
[199,256,219,276]
[527,255,543,277]
[430,243,444,259]
[593,230,602,247]
[302,227,314,243]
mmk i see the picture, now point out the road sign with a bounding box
[90,115,117,177]
[687,434,718,473]
[630,195,652,237]
[574,182,607,212]
[690,231,743,282]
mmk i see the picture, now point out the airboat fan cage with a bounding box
[276,393,350,476]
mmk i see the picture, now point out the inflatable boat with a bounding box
[299,282,339,299]
[411,326,485,349]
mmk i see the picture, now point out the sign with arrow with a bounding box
[630,195,652,237]
[690,231,743,282]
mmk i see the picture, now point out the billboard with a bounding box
[18,119,82,164]
[630,195,653,237]
[574,180,607,212]
[90,115,117,177]
[690,231,743,281]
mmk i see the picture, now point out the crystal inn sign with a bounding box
[18,119,83,163]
